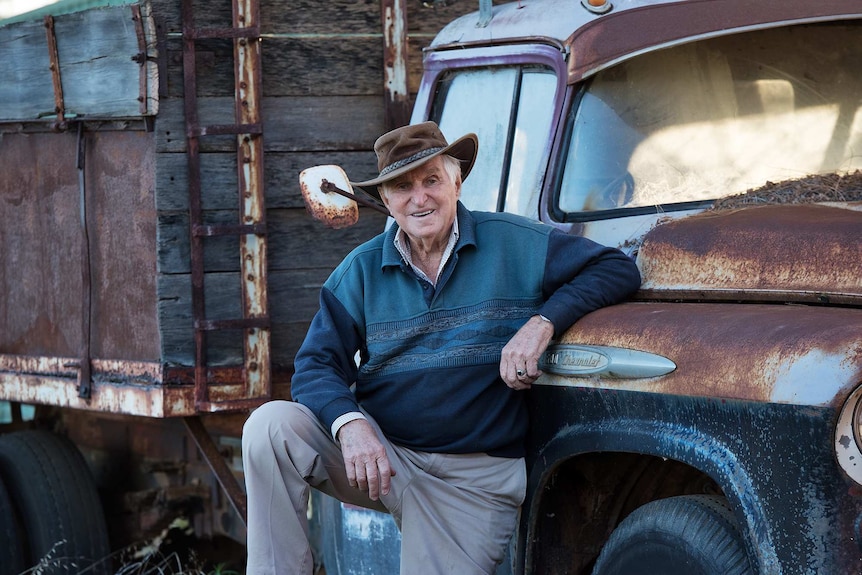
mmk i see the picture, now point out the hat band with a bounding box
[378,146,445,178]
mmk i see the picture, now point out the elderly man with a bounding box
[242,122,641,575]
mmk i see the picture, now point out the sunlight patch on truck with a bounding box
[768,348,861,406]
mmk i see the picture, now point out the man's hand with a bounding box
[337,418,395,501]
[500,315,554,390]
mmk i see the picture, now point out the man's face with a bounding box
[380,156,461,249]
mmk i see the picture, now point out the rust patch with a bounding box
[0,354,292,416]
[638,203,862,298]
[381,0,411,130]
[234,0,270,404]
[549,302,862,408]
[300,169,360,229]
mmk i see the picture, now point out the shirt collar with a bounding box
[393,213,458,285]
[382,202,478,272]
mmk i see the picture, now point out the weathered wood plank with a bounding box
[155,96,387,153]
[1,130,160,360]
[155,150,379,210]
[149,0,485,115]
[165,38,383,98]
[158,268,328,365]
[157,207,388,274]
[158,269,328,326]
[164,37,429,98]
[0,5,155,121]
[0,19,54,119]
[159,321,310,367]
[150,0,477,35]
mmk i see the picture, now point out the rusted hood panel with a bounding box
[542,302,862,407]
[637,204,862,302]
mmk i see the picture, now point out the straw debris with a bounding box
[711,170,862,210]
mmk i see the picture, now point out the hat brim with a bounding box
[351,132,478,196]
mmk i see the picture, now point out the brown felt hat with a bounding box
[351,121,478,195]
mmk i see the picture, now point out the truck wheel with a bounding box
[592,495,753,575]
[0,474,25,575]
[0,429,111,574]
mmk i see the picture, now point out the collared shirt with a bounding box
[393,216,460,286]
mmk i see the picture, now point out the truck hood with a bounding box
[636,203,862,305]
[542,301,862,408]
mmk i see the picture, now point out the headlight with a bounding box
[835,384,862,485]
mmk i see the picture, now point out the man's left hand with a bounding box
[500,315,554,390]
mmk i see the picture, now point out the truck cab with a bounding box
[307,0,862,573]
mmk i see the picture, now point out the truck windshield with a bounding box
[430,65,556,219]
[557,23,862,218]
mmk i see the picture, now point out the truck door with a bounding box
[413,44,567,219]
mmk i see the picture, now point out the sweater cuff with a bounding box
[331,412,367,440]
[320,396,362,435]
[537,307,562,336]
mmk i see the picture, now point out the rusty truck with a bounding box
[0,0,471,571]
[300,0,862,574]
[3,0,862,574]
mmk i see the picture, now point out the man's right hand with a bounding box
[336,418,395,501]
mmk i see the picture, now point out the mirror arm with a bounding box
[321,180,390,217]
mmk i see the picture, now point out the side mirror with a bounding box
[299,165,389,229]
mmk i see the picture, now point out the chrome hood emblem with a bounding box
[539,344,676,379]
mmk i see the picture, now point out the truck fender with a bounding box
[524,419,780,574]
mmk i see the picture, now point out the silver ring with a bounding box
[516,369,525,377]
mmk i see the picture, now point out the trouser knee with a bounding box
[242,400,315,456]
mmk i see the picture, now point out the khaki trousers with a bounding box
[242,400,526,575]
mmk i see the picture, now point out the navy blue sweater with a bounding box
[291,204,641,457]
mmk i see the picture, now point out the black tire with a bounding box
[0,430,111,574]
[592,495,753,575]
[0,474,26,575]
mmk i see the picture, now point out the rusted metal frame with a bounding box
[43,15,67,131]
[1,354,163,382]
[75,123,94,399]
[0,371,178,416]
[0,354,286,390]
[635,289,862,307]
[0,359,286,416]
[234,0,271,405]
[165,363,292,385]
[183,416,248,525]
[181,0,211,409]
[320,180,391,216]
[43,16,64,119]
[380,0,411,130]
[181,0,271,411]
[131,5,149,115]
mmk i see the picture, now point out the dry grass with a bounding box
[18,518,243,575]
[711,170,862,210]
